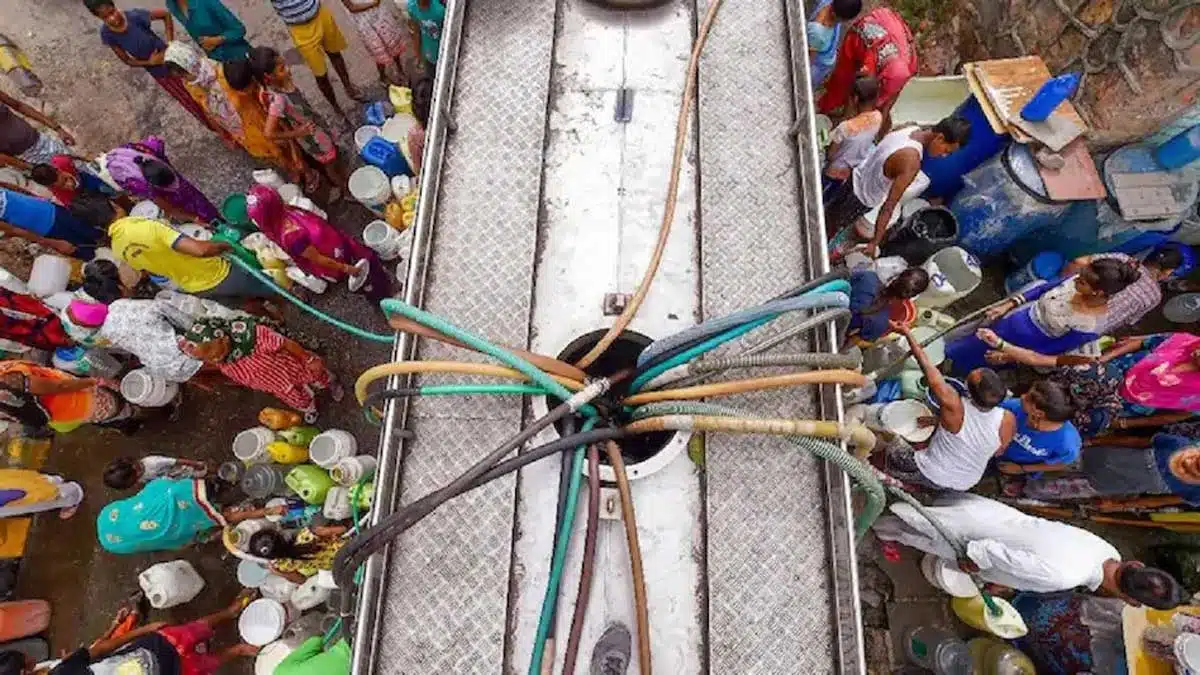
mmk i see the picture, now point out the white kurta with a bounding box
[873,493,1120,593]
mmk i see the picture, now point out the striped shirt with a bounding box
[271,0,320,25]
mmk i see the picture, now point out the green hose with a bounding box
[380,298,599,418]
[629,401,884,539]
[529,418,597,675]
[224,254,395,344]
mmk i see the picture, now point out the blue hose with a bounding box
[629,290,850,393]
[528,418,597,674]
[635,280,851,366]
[224,254,395,344]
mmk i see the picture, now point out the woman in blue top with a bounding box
[845,265,928,344]
[165,0,250,62]
[0,187,100,260]
[945,257,1142,377]
[1012,433,1200,508]
[807,0,862,90]
[995,379,1082,473]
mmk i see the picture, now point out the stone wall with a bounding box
[948,0,1199,147]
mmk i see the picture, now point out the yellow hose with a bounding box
[355,361,585,405]
[621,369,867,406]
[625,415,877,457]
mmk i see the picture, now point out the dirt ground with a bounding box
[1,0,401,661]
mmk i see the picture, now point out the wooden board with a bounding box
[962,63,1007,135]
[1039,138,1107,202]
[967,56,1089,140]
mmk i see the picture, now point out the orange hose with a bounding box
[621,369,867,405]
[605,441,651,674]
[573,0,727,369]
[388,315,589,382]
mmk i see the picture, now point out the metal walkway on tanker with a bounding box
[353,0,862,672]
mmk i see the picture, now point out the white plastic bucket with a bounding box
[276,183,302,204]
[354,125,381,152]
[120,369,179,407]
[252,169,286,190]
[902,326,946,371]
[309,429,357,468]
[331,455,377,485]
[349,166,391,213]
[390,175,411,200]
[139,560,205,609]
[920,554,978,598]
[254,641,294,675]
[239,599,287,647]
[130,200,163,219]
[233,427,276,465]
[916,247,982,309]
[237,559,271,588]
[381,114,415,146]
[881,399,936,443]
[27,255,70,298]
[362,220,402,261]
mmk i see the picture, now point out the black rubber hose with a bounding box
[332,427,631,626]
[562,444,601,675]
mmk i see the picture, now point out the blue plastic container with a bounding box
[360,136,411,177]
[920,96,1007,200]
[1004,251,1063,294]
[1021,72,1081,122]
[363,101,393,127]
[1155,124,1200,170]
[950,142,1069,259]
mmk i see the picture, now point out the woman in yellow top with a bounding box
[0,469,84,519]
[0,361,134,433]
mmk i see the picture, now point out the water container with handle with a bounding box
[1020,72,1081,122]
[233,427,276,465]
[354,125,381,152]
[138,560,205,609]
[360,136,410,178]
[348,166,391,215]
[1156,124,1200,171]
[331,455,377,485]
[27,255,71,298]
[290,575,331,611]
[905,625,971,675]
[266,441,308,464]
[951,594,1028,639]
[120,369,179,407]
[308,430,357,468]
[285,465,335,504]
[277,426,320,448]
[241,463,290,499]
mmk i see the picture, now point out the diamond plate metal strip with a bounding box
[694,0,837,670]
[374,0,556,670]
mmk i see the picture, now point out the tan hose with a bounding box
[621,369,867,406]
[355,361,585,404]
[626,415,877,456]
[573,0,726,369]
[604,441,651,674]
[388,316,589,382]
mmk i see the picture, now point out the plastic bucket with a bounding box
[217,460,245,485]
[239,599,287,647]
[233,427,276,465]
[119,369,179,407]
[27,255,70,298]
[221,194,250,227]
[331,455,377,485]
[902,326,945,371]
[254,641,295,675]
[919,554,979,598]
[130,201,163,219]
[918,246,982,309]
[309,430,357,468]
[362,220,402,261]
[881,399,935,443]
[237,559,271,588]
[349,166,391,214]
[1004,250,1063,294]
[354,125,382,152]
[951,595,1028,639]
[1164,293,1200,324]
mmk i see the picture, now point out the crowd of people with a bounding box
[812,1,1200,671]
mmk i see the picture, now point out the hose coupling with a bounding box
[567,378,611,412]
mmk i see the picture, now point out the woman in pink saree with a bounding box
[245,184,390,304]
[101,135,219,223]
[1120,332,1200,413]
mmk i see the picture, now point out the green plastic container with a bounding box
[285,464,335,505]
[278,426,321,448]
[211,224,261,270]
[221,193,251,228]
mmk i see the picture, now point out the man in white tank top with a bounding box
[884,321,1015,491]
[824,115,971,257]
